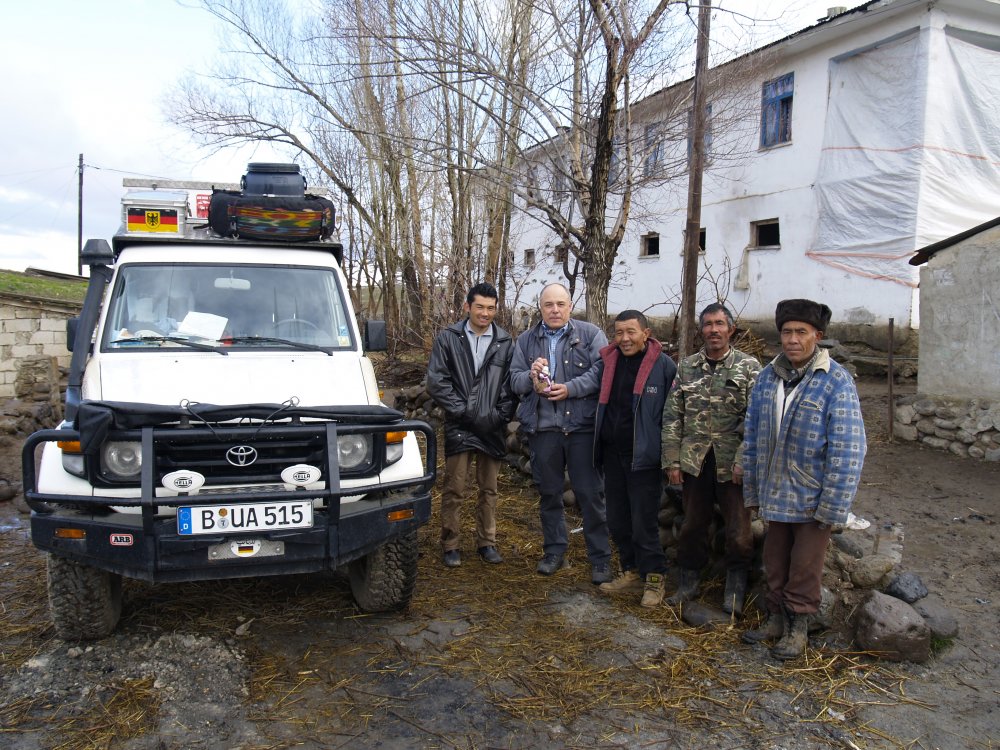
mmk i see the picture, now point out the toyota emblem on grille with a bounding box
[226,445,258,466]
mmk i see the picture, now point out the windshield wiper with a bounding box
[111,335,228,355]
[223,336,332,355]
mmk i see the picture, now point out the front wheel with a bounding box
[46,554,122,640]
[348,532,418,612]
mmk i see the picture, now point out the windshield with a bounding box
[102,264,354,351]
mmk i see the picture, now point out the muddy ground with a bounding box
[1,378,998,749]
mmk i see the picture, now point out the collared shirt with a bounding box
[464,320,494,375]
[542,324,568,379]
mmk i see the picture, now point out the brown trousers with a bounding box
[762,520,833,615]
[440,450,500,552]
[676,447,754,572]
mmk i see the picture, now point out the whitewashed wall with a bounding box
[917,226,1000,399]
[508,1,1000,341]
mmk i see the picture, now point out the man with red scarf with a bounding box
[593,310,676,607]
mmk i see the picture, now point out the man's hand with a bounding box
[545,382,569,401]
[731,463,744,486]
[667,468,683,486]
[529,357,548,381]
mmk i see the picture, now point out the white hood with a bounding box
[94,352,373,406]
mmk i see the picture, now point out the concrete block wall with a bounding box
[1,295,80,400]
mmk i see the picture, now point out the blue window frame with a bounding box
[687,104,714,164]
[644,124,662,177]
[760,73,794,148]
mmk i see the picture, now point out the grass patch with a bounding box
[0,270,87,303]
[931,634,954,654]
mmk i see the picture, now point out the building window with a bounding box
[644,124,663,177]
[680,228,706,254]
[554,244,568,264]
[551,168,567,201]
[524,248,536,266]
[608,146,622,186]
[760,73,793,148]
[752,219,781,248]
[641,233,660,257]
[687,104,713,164]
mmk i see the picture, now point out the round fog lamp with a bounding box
[102,441,143,478]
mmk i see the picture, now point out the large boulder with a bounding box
[854,591,931,663]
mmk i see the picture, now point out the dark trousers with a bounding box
[676,447,753,572]
[601,441,666,577]
[528,431,610,565]
[762,520,833,615]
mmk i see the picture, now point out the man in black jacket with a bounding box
[594,310,676,607]
[427,283,515,567]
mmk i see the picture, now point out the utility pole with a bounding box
[678,0,711,358]
[77,153,84,276]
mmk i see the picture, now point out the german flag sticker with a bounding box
[127,207,179,233]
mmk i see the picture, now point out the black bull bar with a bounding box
[22,419,437,522]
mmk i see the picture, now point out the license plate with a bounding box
[177,500,314,535]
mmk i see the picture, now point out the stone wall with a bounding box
[893,394,1000,461]
[0,293,79,400]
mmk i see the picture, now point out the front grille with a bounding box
[88,422,385,487]
[156,432,328,485]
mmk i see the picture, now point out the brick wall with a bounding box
[0,293,81,400]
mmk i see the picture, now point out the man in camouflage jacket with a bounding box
[662,303,761,615]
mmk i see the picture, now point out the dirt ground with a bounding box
[1,378,998,750]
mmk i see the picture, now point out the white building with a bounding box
[508,0,1000,342]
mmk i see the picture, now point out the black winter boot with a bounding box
[771,608,809,660]
[721,569,749,616]
[666,568,700,606]
[741,610,784,644]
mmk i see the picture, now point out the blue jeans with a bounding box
[528,431,610,566]
[601,441,667,577]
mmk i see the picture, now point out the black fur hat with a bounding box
[775,299,832,332]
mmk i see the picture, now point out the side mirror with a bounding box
[363,320,387,352]
[66,318,79,352]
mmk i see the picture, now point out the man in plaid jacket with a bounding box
[740,299,866,660]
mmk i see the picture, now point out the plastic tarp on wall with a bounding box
[808,25,1000,287]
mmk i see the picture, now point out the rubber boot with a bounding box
[721,569,749,617]
[771,608,809,660]
[741,610,784,644]
[666,568,699,606]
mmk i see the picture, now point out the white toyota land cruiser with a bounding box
[21,165,436,639]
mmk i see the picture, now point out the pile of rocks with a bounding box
[4,353,62,430]
[823,523,958,663]
[894,394,1000,461]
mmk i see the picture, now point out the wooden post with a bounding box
[887,317,895,442]
[678,0,711,358]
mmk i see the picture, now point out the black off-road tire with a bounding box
[46,554,123,640]
[348,531,418,612]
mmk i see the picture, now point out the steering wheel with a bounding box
[274,318,321,333]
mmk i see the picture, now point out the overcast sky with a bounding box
[0,0,850,275]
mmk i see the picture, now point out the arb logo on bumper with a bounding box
[110,533,134,546]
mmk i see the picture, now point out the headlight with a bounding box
[101,441,143,479]
[337,434,371,469]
